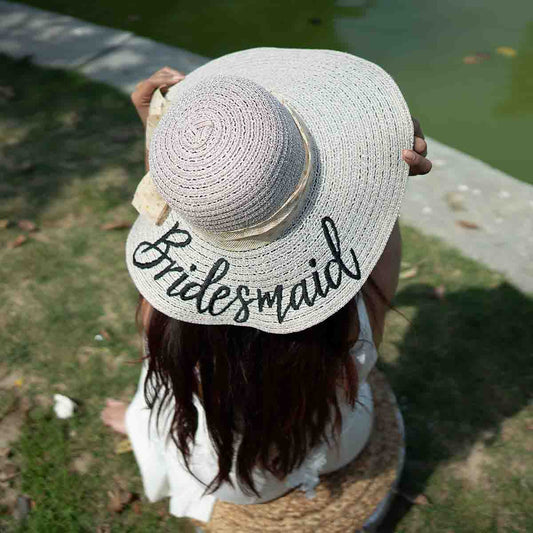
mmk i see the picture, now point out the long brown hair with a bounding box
[138,281,382,497]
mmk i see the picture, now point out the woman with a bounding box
[102,49,431,524]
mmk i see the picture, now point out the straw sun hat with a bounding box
[126,47,413,334]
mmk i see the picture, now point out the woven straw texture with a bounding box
[126,48,413,333]
[191,369,403,533]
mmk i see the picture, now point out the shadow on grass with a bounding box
[379,282,533,531]
[0,54,143,221]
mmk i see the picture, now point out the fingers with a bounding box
[131,67,185,107]
[402,149,432,176]
[412,116,425,140]
[414,135,427,157]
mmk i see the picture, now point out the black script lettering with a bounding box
[321,217,361,280]
[178,281,203,301]
[324,258,342,289]
[167,270,190,296]
[309,259,330,299]
[193,258,231,314]
[233,285,257,323]
[257,285,287,323]
[133,222,192,270]
[154,262,183,281]
[208,286,232,315]
[289,279,315,310]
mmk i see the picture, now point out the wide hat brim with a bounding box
[126,48,413,334]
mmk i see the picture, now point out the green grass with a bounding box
[0,54,532,532]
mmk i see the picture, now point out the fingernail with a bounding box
[403,150,415,162]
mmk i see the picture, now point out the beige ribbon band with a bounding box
[132,90,314,244]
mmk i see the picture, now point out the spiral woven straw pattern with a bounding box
[150,76,306,233]
[126,48,413,333]
[191,370,403,533]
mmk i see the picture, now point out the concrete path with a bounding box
[1,0,532,294]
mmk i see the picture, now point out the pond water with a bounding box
[24,0,533,183]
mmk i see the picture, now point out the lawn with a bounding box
[0,54,532,532]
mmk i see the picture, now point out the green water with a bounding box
[23,0,533,183]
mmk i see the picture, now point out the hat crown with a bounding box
[150,75,307,233]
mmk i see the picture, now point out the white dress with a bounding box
[125,292,378,522]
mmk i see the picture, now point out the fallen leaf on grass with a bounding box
[115,438,133,455]
[17,220,37,232]
[101,221,132,231]
[0,462,19,482]
[99,329,111,341]
[399,267,418,280]
[107,488,134,513]
[0,447,11,459]
[456,220,480,230]
[413,494,431,505]
[0,219,12,229]
[71,452,93,475]
[7,235,27,249]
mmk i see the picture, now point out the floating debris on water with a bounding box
[496,46,517,58]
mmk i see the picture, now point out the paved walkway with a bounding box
[1,0,532,293]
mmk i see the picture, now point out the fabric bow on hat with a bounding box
[131,89,171,225]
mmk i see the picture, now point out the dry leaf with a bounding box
[132,500,142,515]
[444,192,466,212]
[71,452,93,475]
[413,494,431,505]
[7,235,28,249]
[0,219,12,229]
[17,220,37,232]
[101,221,132,231]
[100,329,111,341]
[107,489,133,513]
[107,489,124,513]
[496,46,517,58]
[399,267,418,280]
[456,220,480,230]
[0,447,11,459]
[115,438,133,455]
[0,462,19,482]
